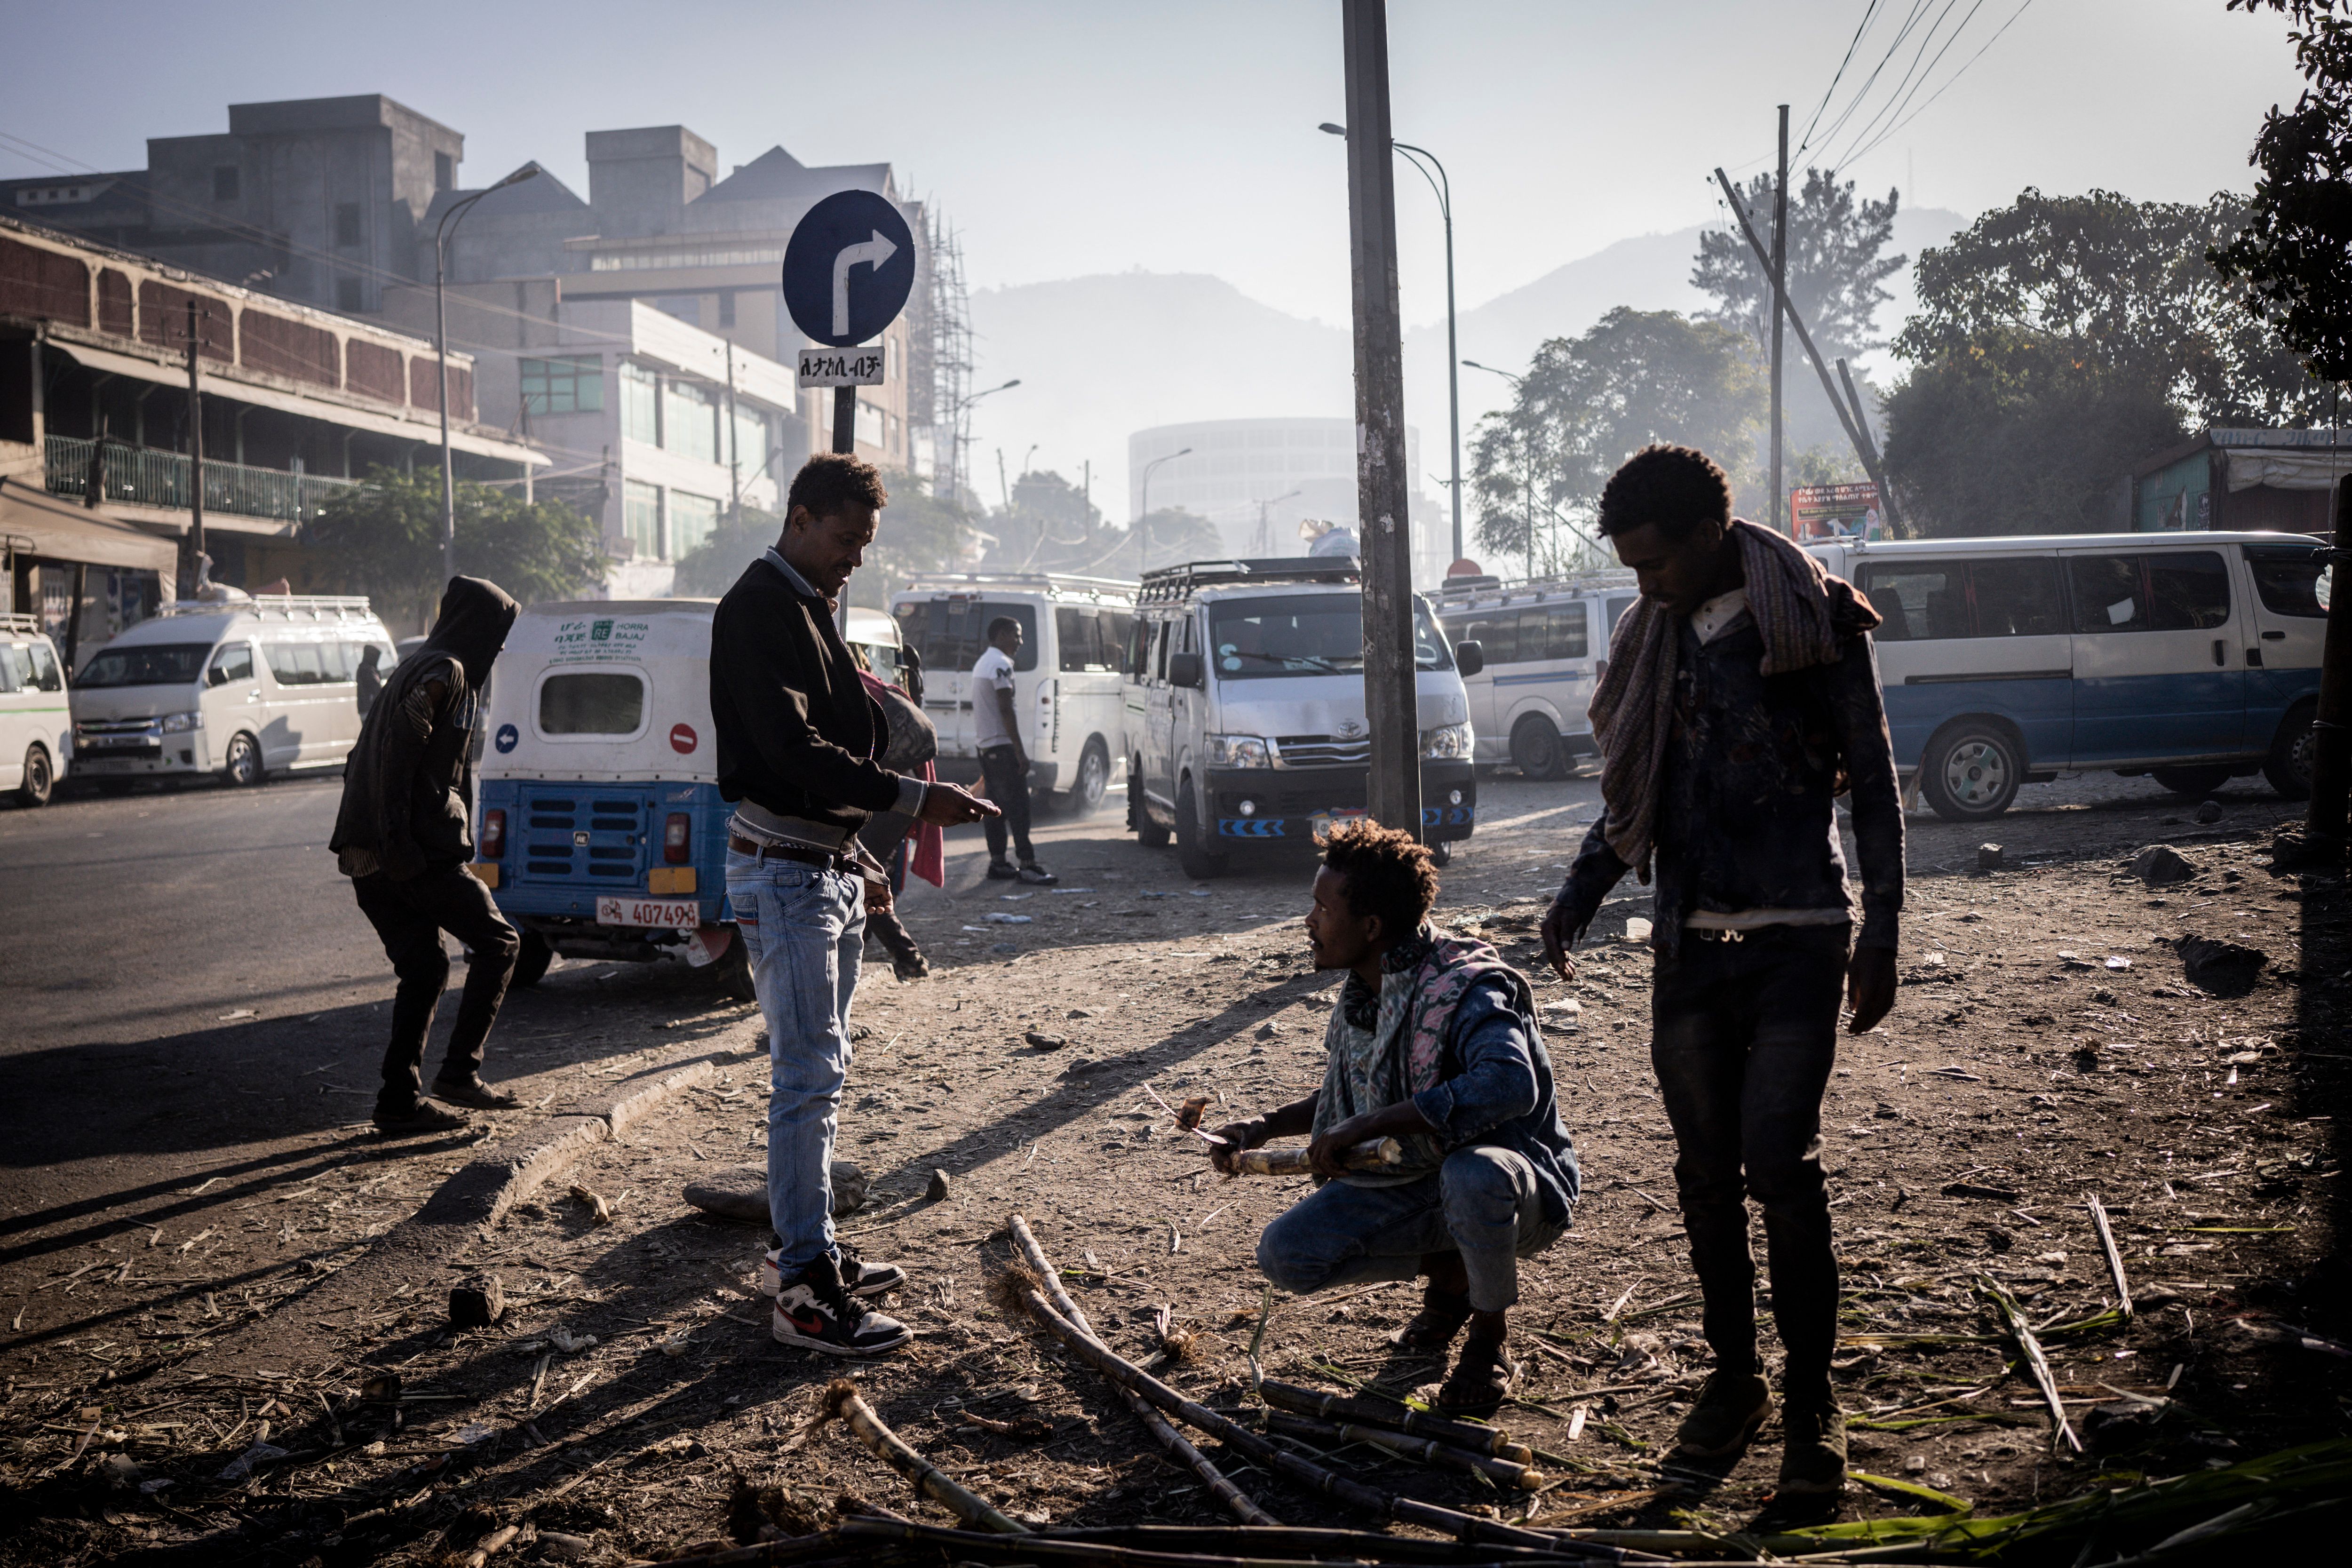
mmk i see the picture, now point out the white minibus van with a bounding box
[1121,557,1482,877]
[69,594,393,788]
[1804,532,2328,820]
[1434,571,1639,778]
[889,571,1134,812]
[1,615,71,806]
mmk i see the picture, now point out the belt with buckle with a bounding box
[728,832,853,871]
[1688,926,1746,943]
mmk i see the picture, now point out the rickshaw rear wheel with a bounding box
[714,925,759,1002]
[511,931,555,988]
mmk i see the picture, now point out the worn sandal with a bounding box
[1389,1284,1473,1353]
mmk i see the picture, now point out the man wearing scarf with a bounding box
[1541,445,1903,1496]
[1214,820,1578,1415]
[331,575,523,1137]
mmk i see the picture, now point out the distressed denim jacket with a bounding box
[1557,608,1904,960]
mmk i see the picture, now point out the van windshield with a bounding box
[1207,594,1452,679]
[76,644,212,688]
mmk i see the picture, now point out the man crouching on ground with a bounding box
[1212,820,1579,1414]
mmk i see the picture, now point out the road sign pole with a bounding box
[1342,0,1421,842]
[832,384,857,456]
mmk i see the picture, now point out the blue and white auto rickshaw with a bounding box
[471,599,755,997]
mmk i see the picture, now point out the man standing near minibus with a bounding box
[711,453,999,1356]
[971,615,1056,884]
[1541,445,1903,1496]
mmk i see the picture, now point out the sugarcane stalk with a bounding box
[2087,1194,2133,1317]
[1011,1282,1617,1560]
[1256,1378,1532,1463]
[1975,1276,2081,1453]
[1265,1409,1544,1489]
[823,1379,1028,1532]
[1006,1214,1279,1527]
[1232,1136,1403,1177]
[826,1515,1604,1566]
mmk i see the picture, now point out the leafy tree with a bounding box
[1883,187,2331,534]
[982,468,1115,573]
[1469,308,1764,573]
[303,465,604,631]
[1693,168,1906,361]
[2210,0,2352,382]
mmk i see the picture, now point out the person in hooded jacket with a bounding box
[330,576,524,1136]
[355,644,385,721]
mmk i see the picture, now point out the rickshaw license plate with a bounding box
[596,896,699,931]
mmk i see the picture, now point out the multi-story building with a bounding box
[0,213,542,638]
[1,95,462,317]
[427,127,923,479]
[376,283,799,598]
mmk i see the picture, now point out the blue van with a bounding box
[1803,532,2330,820]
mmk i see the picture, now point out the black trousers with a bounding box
[1649,924,1849,1399]
[978,744,1037,864]
[352,866,521,1114]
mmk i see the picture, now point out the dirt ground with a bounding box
[3,767,2347,1565]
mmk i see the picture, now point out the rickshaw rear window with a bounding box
[540,672,645,734]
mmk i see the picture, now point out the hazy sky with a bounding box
[0,0,2306,332]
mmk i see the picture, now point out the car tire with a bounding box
[2150,764,2233,801]
[1429,838,1453,868]
[222,731,263,788]
[1133,758,1170,848]
[511,930,555,988]
[1920,722,2022,822]
[15,744,53,808]
[1068,738,1111,815]
[1510,715,1568,781]
[1175,778,1227,880]
[2264,701,2317,801]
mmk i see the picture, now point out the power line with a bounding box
[1807,0,1942,159]
[1797,0,1891,155]
[1840,0,2037,169]
[1824,0,1990,172]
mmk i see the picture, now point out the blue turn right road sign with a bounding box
[781,191,917,348]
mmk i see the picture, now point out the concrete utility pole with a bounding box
[2307,475,2352,855]
[725,339,741,520]
[1342,0,1421,840]
[437,165,539,584]
[1770,103,1788,535]
[185,299,206,598]
[1715,169,1902,533]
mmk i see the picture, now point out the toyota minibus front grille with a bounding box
[1274,734,1372,767]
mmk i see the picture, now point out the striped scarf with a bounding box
[1586,518,1876,878]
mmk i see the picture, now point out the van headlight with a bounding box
[1420,720,1473,760]
[161,710,204,733]
[1205,733,1271,769]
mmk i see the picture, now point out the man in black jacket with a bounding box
[331,576,523,1137]
[712,453,996,1358]
[1541,446,1902,1497]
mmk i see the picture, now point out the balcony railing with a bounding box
[45,435,359,525]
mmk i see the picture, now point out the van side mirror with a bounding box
[1454,640,1484,677]
[1167,651,1204,689]
[207,664,229,688]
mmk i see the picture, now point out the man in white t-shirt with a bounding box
[971,617,1056,884]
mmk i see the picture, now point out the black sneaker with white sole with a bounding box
[770,1252,911,1357]
[758,1240,906,1300]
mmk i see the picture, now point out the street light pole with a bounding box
[952,377,1020,505]
[1322,122,1461,568]
[434,165,539,586]
[1136,446,1192,576]
[1462,358,1534,577]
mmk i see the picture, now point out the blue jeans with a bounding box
[1256,1146,1566,1313]
[726,850,865,1271]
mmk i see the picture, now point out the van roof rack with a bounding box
[898,570,1138,596]
[1,613,47,637]
[1431,568,1637,606]
[1136,557,1361,604]
[157,593,376,621]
